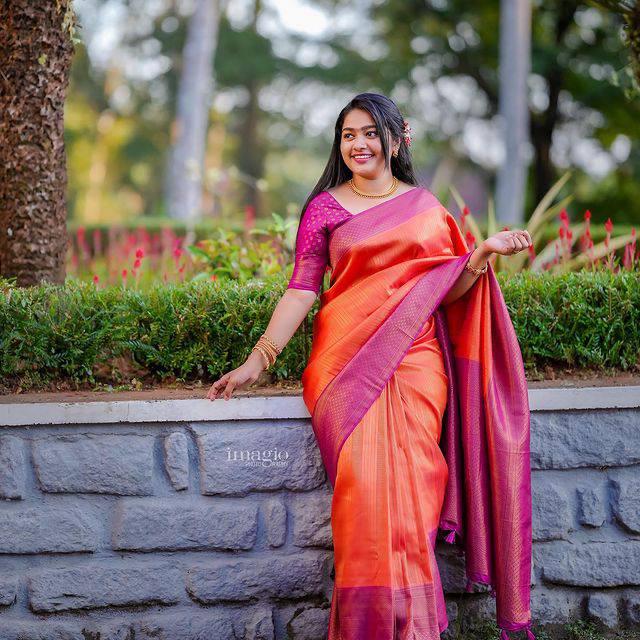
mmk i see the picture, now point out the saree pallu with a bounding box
[301,188,534,640]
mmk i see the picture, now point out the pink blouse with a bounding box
[287,191,355,294]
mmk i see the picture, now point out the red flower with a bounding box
[134,258,142,269]
[121,269,128,279]
[584,210,591,221]
[93,275,99,284]
[604,217,613,233]
[135,248,145,259]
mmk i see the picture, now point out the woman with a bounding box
[208,93,535,640]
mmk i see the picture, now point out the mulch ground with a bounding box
[1,366,638,404]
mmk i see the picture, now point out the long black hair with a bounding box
[294,93,420,310]
[298,92,420,220]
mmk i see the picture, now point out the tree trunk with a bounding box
[495,0,531,226]
[165,0,222,223]
[529,1,578,205]
[235,0,265,220]
[0,2,74,286]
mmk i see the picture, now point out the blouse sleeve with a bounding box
[287,197,329,295]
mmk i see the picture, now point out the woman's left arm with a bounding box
[441,229,532,305]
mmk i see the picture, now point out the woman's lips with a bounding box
[352,154,373,164]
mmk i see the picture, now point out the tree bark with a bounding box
[0,2,74,286]
[165,0,222,223]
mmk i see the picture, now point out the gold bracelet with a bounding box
[251,345,272,369]
[464,257,488,276]
[256,337,278,364]
[260,334,282,354]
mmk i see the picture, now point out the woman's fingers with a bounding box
[223,377,237,400]
[207,373,230,400]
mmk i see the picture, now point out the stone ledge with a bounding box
[0,385,638,427]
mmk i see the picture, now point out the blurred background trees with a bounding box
[2,0,639,288]
[61,0,639,230]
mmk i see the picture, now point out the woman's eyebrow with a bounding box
[341,125,377,132]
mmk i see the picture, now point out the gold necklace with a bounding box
[348,176,399,199]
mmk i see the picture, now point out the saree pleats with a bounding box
[328,316,450,639]
[300,188,533,639]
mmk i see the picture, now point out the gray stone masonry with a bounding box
[0,397,638,639]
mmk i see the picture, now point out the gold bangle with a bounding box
[260,334,282,354]
[251,345,272,369]
[464,257,488,276]
[256,337,278,364]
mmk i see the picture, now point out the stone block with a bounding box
[0,435,25,499]
[27,561,182,612]
[531,587,581,625]
[289,491,333,548]
[288,606,330,640]
[113,497,257,551]
[0,574,17,606]
[576,485,606,527]
[539,540,640,587]
[195,423,326,495]
[587,592,619,628]
[0,622,84,640]
[32,435,154,495]
[186,552,328,603]
[164,432,189,490]
[625,591,640,625]
[532,476,570,541]
[0,506,97,554]
[531,410,640,469]
[610,476,640,534]
[263,498,287,548]
[435,548,467,593]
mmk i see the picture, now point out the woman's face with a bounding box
[339,108,397,179]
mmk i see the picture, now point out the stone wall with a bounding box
[0,390,638,639]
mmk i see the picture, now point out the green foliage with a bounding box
[0,270,638,391]
[187,213,298,284]
[566,619,606,640]
[506,269,640,377]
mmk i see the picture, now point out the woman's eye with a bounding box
[344,131,377,139]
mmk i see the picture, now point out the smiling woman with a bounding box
[208,92,535,640]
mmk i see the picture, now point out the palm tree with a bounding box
[0,2,75,286]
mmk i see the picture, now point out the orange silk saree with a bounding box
[293,187,534,640]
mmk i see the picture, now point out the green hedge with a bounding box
[0,271,638,391]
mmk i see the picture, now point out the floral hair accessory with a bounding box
[402,118,412,147]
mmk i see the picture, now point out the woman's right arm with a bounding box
[207,288,319,401]
[207,197,327,401]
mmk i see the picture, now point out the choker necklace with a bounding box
[348,176,399,198]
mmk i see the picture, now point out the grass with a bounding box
[444,616,639,640]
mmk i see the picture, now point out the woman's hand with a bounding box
[207,351,267,401]
[481,229,532,256]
